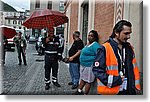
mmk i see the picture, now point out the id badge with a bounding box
[119,77,127,91]
[123,78,127,90]
[21,43,23,47]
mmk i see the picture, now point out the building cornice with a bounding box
[5,16,26,20]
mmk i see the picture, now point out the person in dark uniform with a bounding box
[44,28,62,90]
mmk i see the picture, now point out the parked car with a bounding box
[7,37,15,51]
[29,36,37,43]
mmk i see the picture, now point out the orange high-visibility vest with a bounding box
[97,42,140,95]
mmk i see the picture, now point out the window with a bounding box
[8,20,10,24]
[47,1,52,10]
[59,1,64,11]
[13,20,17,24]
[14,12,16,16]
[18,20,22,25]
[35,0,40,8]
[59,1,64,7]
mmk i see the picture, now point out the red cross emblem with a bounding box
[95,62,99,67]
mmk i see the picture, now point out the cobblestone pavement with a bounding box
[1,43,80,95]
[1,43,142,95]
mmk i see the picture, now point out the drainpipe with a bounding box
[65,21,69,58]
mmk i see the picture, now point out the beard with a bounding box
[117,37,128,44]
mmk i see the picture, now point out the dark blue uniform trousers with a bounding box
[44,54,58,84]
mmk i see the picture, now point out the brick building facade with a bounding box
[63,0,142,72]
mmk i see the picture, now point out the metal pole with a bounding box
[65,22,69,57]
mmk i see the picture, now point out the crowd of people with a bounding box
[66,20,140,95]
[2,20,141,95]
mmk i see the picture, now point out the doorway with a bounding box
[81,0,89,45]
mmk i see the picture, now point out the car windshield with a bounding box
[15,29,24,36]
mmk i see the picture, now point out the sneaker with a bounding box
[68,82,73,85]
[72,90,84,95]
[71,84,78,89]
[52,81,61,87]
[45,84,50,90]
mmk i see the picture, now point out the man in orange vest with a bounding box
[93,20,141,95]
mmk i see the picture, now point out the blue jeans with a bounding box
[69,63,80,85]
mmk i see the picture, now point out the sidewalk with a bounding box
[3,54,80,95]
[2,50,142,95]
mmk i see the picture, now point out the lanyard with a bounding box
[118,48,125,76]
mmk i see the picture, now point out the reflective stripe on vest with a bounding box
[106,65,118,76]
[45,51,57,54]
[97,79,120,95]
[97,42,141,95]
[97,42,120,95]
[132,58,141,90]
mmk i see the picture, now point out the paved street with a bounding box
[1,43,142,95]
[2,43,83,95]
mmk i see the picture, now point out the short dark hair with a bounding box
[110,20,132,38]
[89,30,99,42]
[48,28,54,36]
[73,31,80,37]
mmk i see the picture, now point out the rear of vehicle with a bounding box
[29,36,37,43]
[7,38,15,51]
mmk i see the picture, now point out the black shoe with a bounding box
[72,90,84,95]
[52,81,61,87]
[45,84,50,90]
[18,63,21,65]
[24,63,27,66]
[71,84,78,89]
[68,82,73,85]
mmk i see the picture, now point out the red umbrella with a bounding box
[22,9,68,29]
[0,25,17,39]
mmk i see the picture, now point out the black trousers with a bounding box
[3,49,6,64]
[18,47,26,64]
[118,90,129,95]
[118,90,136,95]
[44,54,58,84]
